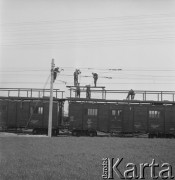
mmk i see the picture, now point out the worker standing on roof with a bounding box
[126,89,135,100]
[86,85,91,99]
[74,69,81,86]
[92,73,98,87]
[76,83,80,98]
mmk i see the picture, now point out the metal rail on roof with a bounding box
[0,88,65,99]
[67,97,175,105]
[67,86,106,99]
[66,86,105,88]
[66,87,175,102]
[104,90,175,102]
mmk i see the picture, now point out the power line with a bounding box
[2,22,174,34]
[1,36,175,47]
[1,81,175,84]
[3,34,175,46]
[1,67,175,72]
[1,13,175,26]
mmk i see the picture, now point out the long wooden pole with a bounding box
[48,59,55,137]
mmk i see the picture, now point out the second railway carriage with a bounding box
[68,99,175,138]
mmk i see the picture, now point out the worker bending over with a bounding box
[126,89,135,100]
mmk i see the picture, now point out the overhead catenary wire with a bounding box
[2,72,175,79]
[1,37,174,47]
[1,13,175,47]
[1,13,175,29]
[1,67,175,85]
[1,70,175,83]
[2,81,175,85]
[1,67,175,72]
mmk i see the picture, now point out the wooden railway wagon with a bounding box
[68,99,175,138]
[0,98,65,136]
[0,88,65,136]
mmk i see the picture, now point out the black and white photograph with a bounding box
[0,0,175,179]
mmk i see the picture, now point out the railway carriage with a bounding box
[68,99,175,138]
[0,88,65,136]
[1,88,175,138]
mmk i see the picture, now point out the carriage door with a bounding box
[148,108,164,134]
[83,108,98,130]
[110,109,123,132]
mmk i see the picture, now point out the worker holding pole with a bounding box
[53,67,60,82]
[48,60,63,137]
[53,67,63,82]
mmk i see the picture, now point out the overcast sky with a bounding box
[0,0,175,99]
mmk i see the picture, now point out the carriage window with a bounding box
[112,110,122,116]
[117,110,122,116]
[88,109,98,116]
[1,105,7,111]
[38,107,43,114]
[30,107,43,115]
[112,110,116,116]
[70,116,74,122]
[20,101,23,109]
[149,111,160,118]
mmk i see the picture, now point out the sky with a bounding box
[0,0,175,101]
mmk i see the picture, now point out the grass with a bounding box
[0,136,175,180]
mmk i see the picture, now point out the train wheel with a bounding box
[72,131,77,136]
[33,129,38,135]
[148,134,153,138]
[52,129,57,136]
[89,132,95,137]
[56,129,59,136]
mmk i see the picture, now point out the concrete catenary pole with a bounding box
[48,59,55,137]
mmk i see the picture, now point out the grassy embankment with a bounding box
[0,136,175,180]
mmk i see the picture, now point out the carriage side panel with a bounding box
[0,101,8,129]
[16,101,30,128]
[98,104,109,132]
[83,103,98,130]
[7,101,17,128]
[109,104,124,133]
[69,102,83,130]
[134,106,148,133]
[123,105,134,133]
[165,106,175,136]
[148,106,165,135]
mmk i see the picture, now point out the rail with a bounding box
[104,90,175,102]
[67,86,175,102]
[0,88,65,99]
